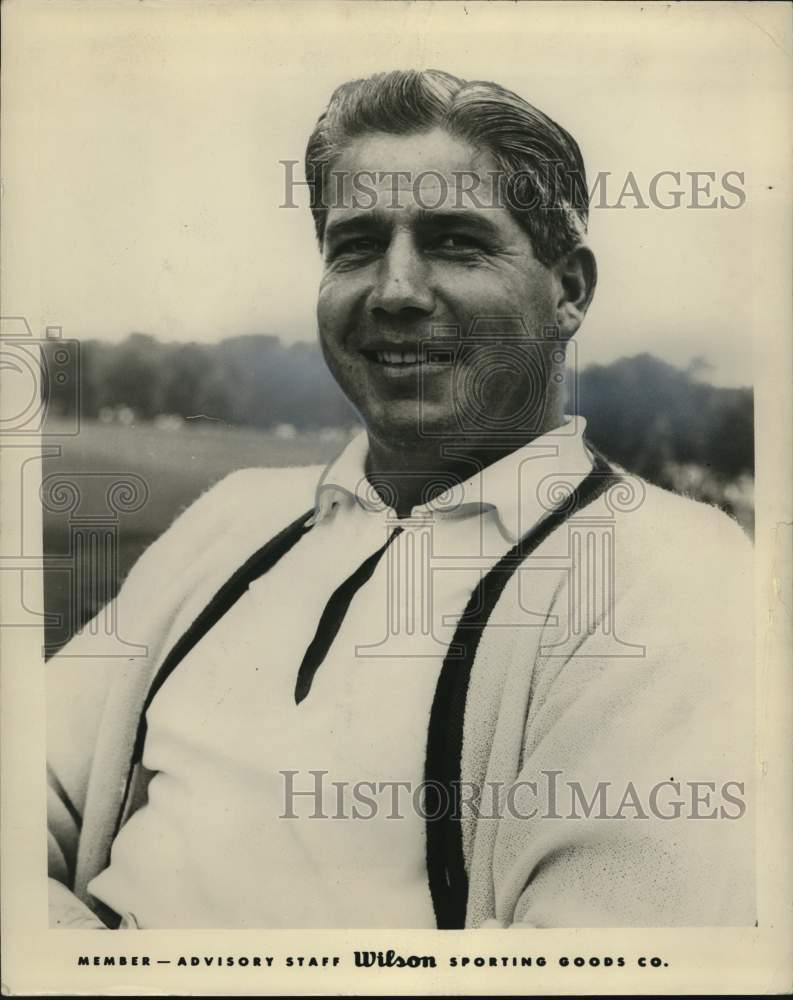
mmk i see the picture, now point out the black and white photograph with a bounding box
[1,1,790,995]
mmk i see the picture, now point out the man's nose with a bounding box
[367,235,434,317]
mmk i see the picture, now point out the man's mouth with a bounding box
[360,346,451,370]
[371,349,419,366]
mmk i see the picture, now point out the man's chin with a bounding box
[363,407,464,456]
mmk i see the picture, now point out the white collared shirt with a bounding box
[89,417,594,928]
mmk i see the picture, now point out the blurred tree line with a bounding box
[578,353,753,482]
[46,332,357,430]
[42,331,753,491]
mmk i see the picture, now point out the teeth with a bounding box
[375,350,418,365]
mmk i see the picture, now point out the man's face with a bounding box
[316,127,562,452]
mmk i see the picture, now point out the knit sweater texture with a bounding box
[47,463,755,928]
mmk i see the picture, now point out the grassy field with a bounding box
[42,418,348,652]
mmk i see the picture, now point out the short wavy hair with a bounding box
[304,69,588,267]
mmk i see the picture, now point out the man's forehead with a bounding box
[324,128,503,215]
[332,127,497,179]
[322,138,508,237]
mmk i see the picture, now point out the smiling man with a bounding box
[47,70,754,930]
[311,81,594,514]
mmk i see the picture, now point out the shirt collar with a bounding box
[310,416,594,543]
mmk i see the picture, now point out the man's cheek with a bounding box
[318,297,361,351]
[316,294,335,335]
[317,301,348,357]
[317,275,346,320]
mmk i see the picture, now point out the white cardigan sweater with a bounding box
[47,463,755,928]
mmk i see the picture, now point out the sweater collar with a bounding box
[310,416,594,543]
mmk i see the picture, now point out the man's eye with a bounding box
[332,237,383,259]
[433,233,484,253]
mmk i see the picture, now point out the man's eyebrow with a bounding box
[324,208,503,243]
[324,213,389,242]
[415,209,502,237]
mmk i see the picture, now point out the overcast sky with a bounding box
[3,1,789,387]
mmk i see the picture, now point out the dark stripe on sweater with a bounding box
[112,507,315,843]
[424,456,620,929]
[295,525,404,704]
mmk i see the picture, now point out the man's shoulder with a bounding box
[209,462,324,497]
[616,473,750,550]
[121,463,324,599]
[206,463,323,509]
[174,463,323,534]
[605,472,752,598]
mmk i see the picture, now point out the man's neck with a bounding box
[364,412,568,518]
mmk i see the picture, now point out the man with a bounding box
[47,69,754,929]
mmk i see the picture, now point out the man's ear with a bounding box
[552,246,597,339]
